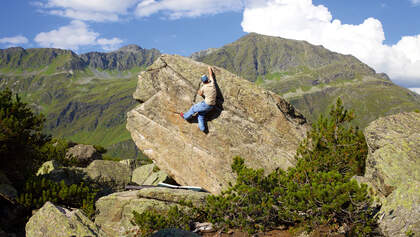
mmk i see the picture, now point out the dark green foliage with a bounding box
[39,138,81,167]
[131,206,197,237]
[295,97,367,176]
[204,159,376,235]
[93,144,107,154]
[0,88,50,185]
[204,157,278,233]
[17,177,98,219]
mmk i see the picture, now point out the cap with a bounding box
[201,75,209,83]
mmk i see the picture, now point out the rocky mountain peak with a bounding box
[116,44,143,53]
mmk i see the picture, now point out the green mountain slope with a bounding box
[192,33,420,127]
[0,46,161,159]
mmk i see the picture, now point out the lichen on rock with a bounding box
[25,201,105,237]
[362,112,420,236]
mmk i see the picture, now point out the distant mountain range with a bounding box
[192,33,420,127]
[1,33,419,159]
[0,45,161,159]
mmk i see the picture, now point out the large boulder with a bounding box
[25,201,105,237]
[126,54,309,194]
[66,144,102,167]
[362,112,420,236]
[95,187,209,236]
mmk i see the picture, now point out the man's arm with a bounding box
[198,88,204,97]
[208,66,214,81]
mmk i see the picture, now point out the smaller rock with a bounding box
[137,187,208,207]
[132,164,170,185]
[43,167,86,186]
[151,228,200,237]
[143,171,171,185]
[119,159,143,172]
[36,160,62,176]
[66,144,102,167]
[95,188,209,236]
[132,164,154,185]
[25,201,105,237]
[86,160,131,193]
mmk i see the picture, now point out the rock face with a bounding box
[26,201,105,237]
[363,112,420,236]
[95,187,209,236]
[66,144,102,167]
[127,54,309,194]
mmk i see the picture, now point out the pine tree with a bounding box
[0,88,50,186]
[295,98,367,177]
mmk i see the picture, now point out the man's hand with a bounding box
[198,89,203,97]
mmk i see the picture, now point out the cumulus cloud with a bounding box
[411,0,420,5]
[0,35,29,46]
[97,37,124,51]
[38,0,139,22]
[135,0,244,19]
[34,20,123,51]
[409,88,420,95]
[241,0,420,87]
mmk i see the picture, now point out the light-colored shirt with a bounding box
[200,79,217,106]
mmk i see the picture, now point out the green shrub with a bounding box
[93,144,107,154]
[0,88,50,186]
[203,157,376,235]
[39,138,81,167]
[131,205,199,236]
[295,97,367,177]
[17,176,98,219]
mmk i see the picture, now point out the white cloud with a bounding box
[409,88,420,94]
[97,37,124,51]
[0,35,29,45]
[49,9,119,22]
[135,0,244,19]
[39,0,139,22]
[241,0,420,87]
[411,0,420,5]
[34,20,123,51]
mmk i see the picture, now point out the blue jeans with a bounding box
[183,101,214,131]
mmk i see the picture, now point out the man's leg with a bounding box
[183,102,203,120]
[197,113,206,131]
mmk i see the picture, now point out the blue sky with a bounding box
[1,0,420,92]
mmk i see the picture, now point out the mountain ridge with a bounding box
[192,33,420,127]
[0,45,162,160]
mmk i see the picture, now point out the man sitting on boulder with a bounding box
[180,66,217,132]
